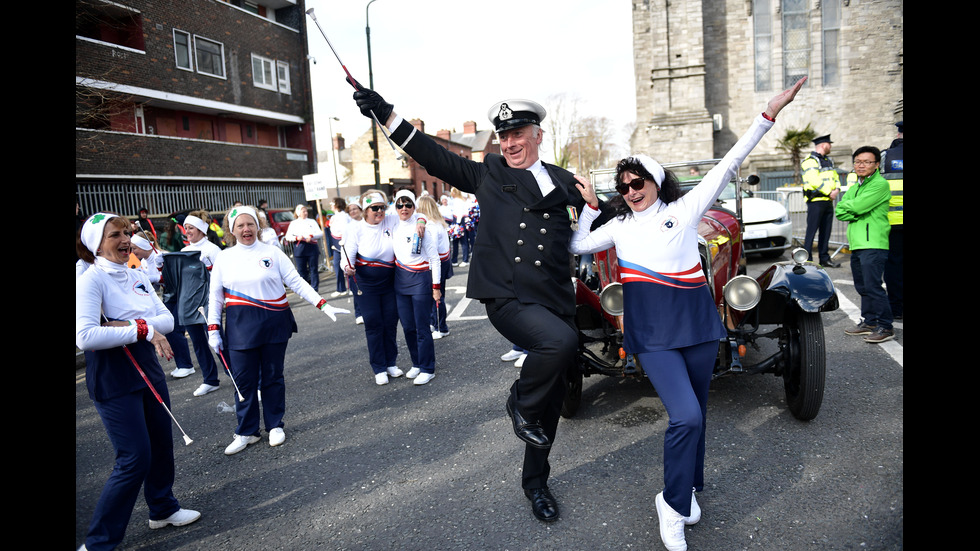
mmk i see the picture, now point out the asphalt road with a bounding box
[75,253,903,550]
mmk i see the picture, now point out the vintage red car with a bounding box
[567,160,839,421]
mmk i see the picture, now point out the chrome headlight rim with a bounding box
[791,247,809,265]
[722,274,762,311]
[599,282,624,316]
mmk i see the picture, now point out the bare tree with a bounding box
[543,93,581,169]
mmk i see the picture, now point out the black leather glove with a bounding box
[352,86,394,124]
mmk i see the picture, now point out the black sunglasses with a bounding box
[395,201,415,209]
[366,204,385,212]
[615,177,646,195]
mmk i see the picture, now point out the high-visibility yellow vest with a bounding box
[882,174,903,226]
[801,153,840,202]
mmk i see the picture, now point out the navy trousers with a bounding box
[851,248,893,330]
[359,289,399,374]
[396,292,436,373]
[637,340,718,517]
[803,201,835,263]
[86,386,180,550]
[227,341,289,436]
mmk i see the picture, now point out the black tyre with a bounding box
[561,366,583,418]
[783,312,826,421]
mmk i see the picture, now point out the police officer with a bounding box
[352,88,596,523]
[801,134,842,267]
[880,121,903,319]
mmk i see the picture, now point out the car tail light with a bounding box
[599,282,624,316]
[722,275,761,311]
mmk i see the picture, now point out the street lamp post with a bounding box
[327,116,341,196]
[366,0,383,190]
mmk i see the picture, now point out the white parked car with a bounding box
[713,182,792,258]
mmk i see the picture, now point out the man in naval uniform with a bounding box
[353,87,597,523]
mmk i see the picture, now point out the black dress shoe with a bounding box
[820,259,841,268]
[506,396,550,449]
[524,487,559,522]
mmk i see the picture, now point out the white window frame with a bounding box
[193,35,226,79]
[276,60,291,94]
[173,29,192,71]
[251,54,277,91]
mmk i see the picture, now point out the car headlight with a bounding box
[599,282,624,316]
[791,247,809,265]
[722,275,761,311]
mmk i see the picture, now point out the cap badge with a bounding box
[499,103,513,121]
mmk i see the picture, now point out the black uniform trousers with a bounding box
[804,200,835,263]
[484,298,577,490]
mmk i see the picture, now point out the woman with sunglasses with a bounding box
[570,77,806,551]
[342,190,424,385]
[390,189,441,385]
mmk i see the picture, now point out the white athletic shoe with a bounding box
[330,291,343,298]
[148,508,201,529]
[386,366,404,378]
[224,434,261,455]
[375,373,389,385]
[686,489,701,525]
[269,427,285,447]
[514,353,528,368]
[171,367,195,378]
[193,383,220,397]
[656,492,688,551]
[500,350,524,362]
[355,316,364,325]
[413,372,435,385]
[405,367,421,379]
[431,330,445,340]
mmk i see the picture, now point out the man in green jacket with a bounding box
[835,146,894,343]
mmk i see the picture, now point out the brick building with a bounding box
[75,0,316,219]
[630,0,903,187]
[333,119,500,201]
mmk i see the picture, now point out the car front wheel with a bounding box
[783,312,826,421]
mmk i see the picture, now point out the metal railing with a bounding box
[754,187,850,259]
[76,182,307,220]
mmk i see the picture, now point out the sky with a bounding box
[304,0,636,169]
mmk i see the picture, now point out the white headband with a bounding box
[394,189,417,205]
[80,213,120,255]
[361,192,386,210]
[131,234,152,251]
[227,206,259,230]
[630,154,666,188]
[183,215,208,234]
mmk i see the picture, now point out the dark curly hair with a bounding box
[609,156,681,220]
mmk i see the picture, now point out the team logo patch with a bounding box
[261,257,273,268]
[133,281,151,296]
[498,103,513,121]
[660,215,678,232]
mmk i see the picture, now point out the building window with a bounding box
[252,54,277,91]
[75,1,145,51]
[822,1,841,86]
[277,61,291,94]
[781,0,809,89]
[174,30,192,71]
[194,35,226,78]
[753,0,772,92]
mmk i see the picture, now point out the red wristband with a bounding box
[432,283,441,290]
[761,111,775,122]
[315,299,327,309]
[135,319,149,340]
[207,324,220,332]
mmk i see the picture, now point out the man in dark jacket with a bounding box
[354,88,594,523]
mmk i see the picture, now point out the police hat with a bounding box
[895,121,903,132]
[487,99,546,134]
[813,135,832,145]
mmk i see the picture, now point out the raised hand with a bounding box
[353,87,394,125]
[765,76,807,120]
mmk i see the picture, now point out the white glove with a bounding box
[319,303,350,321]
[208,329,222,353]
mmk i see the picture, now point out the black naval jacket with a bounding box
[390,119,588,318]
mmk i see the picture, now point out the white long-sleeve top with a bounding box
[570,114,773,352]
[329,211,350,240]
[392,214,441,286]
[285,217,323,242]
[76,257,173,351]
[182,236,221,269]
[139,251,164,285]
[206,239,323,329]
[340,214,397,272]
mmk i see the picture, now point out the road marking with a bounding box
[834,289,903,367]
[444,286,488,321]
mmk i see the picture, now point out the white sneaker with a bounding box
[500,349,524,362]
[431,330,443,340]
[686,489,701,525]
[193,383,220,397]
[148,508,202,529]
[269,427,285,447]
[355,316,364,325]
[171,367,195,378]
[406,367,421,379]
[224,434,261,455]
[386,366,404,378]
[330,291,343,298]
[436,330,450,338]
[413,372,435,385]
[375,373,389,385]
[514,353,528,368]
[656,492,688,551]
[257,390,262,402]
[459,262,468,267]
